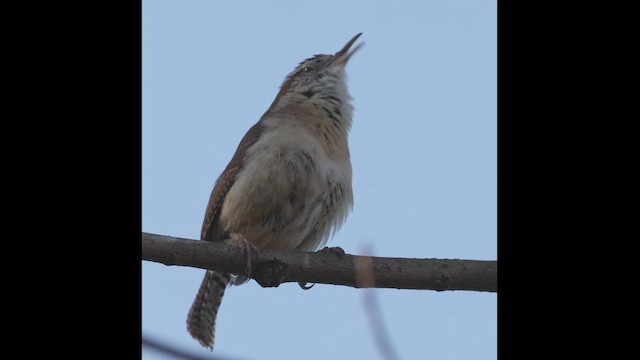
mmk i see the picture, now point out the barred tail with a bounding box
[186,271,231,350]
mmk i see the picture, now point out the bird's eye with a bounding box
[303,67,313,72]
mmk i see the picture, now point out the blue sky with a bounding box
[143,1,496,359]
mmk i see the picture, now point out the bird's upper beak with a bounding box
[331,33,364,67]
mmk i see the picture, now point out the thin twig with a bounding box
[356,245,401,360]
[142,335,241,360]
[142,232,497,292]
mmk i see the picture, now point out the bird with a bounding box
[186,33,363,350]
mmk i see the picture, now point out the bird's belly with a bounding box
[219,142,352,252]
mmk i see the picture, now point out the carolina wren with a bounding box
[186,33,363,350]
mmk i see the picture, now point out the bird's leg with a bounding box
[229,232,260,280]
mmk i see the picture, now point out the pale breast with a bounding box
[219,125,352,252]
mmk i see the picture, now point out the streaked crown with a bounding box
[267,33,363,113]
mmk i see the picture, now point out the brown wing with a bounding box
[200,122,265,242]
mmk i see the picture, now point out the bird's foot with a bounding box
[298,281,315,290]
[318,246,346,258]
[229,232,260,282]
[297,246,346,290]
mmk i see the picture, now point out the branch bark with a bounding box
[142,232,497,292]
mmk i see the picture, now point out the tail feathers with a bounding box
[186,271,231,350]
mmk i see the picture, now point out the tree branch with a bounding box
[142,232,497,292]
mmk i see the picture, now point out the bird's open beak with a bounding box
[332,33,364,67]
